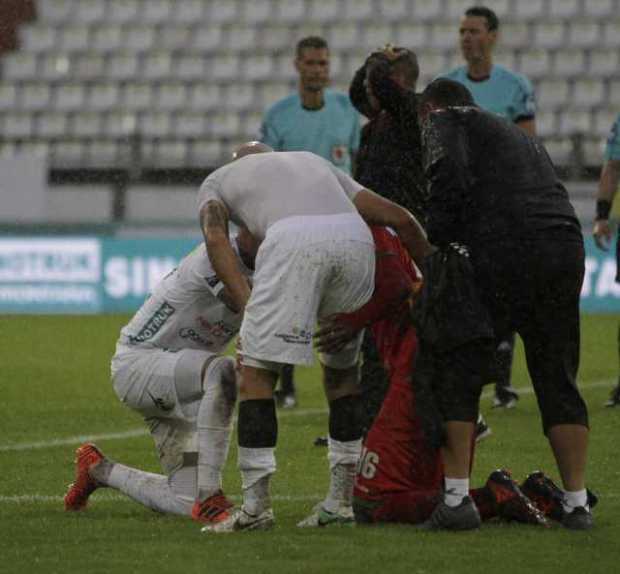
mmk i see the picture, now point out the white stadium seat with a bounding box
[139,112,172,138]
[91,24,124,53]
[572,79,605,109]
[568,21,601,49]
[188,84,222,112]
[259,26,292,51]
[19,24,57,53]
[210,111,241,138]
[548,0,580,19]
[73,53,106,80]
[37,112,69,138]
[191,26,224,54]
[412,1,444,22]
[172,55,205,81]
[327,23,359,52]
[120,83,154,112]
[583,0,614,18]
[536,79,570,109]
[377,0,409,22]
[58,25,90,53]
[518,49,552,79]
[70,112,103,137]
[174,112,207,137]
[107,52,140,81]
[0,84,18,111]
[87,82,120,111]
[514,0,546,20]
[107,0,140,24]
[588,49,619,77]
[172,0,205,23]
[274,0,306,23]
[36,0,74,23]
[72,0,106,24]
[55,83,87,112]
[3,52,37,81]
[344,0,374,22]
[429,23,457,50]
[535,110,558,138]
[307,0,341,23]
[499,23,530,49]
[223,84,255,111]
[3,113,34,138]
[207,0,239,24]
[558,110,592,136]
[40,54,71,81]
[124,26,156,53]
[155,83,188,111]
[553,50,586,78]
[21,83,52,111]
[242,0,273,24]
[141,0,173,24]
[141,52,173,81]
[532,22,566,50]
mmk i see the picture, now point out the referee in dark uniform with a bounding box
[417,79,592,530]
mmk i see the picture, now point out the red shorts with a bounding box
[353,375,444,524]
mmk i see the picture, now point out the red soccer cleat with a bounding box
[64,443,104,512]
[191,491,235,524]
[486,469,550,527]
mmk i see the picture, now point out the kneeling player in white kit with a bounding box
[64,229,258,525]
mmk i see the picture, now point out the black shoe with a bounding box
[420,496,481,531]
[605,383,620,407]
[485,469,549,527]
[475,414,492,443]
[493,388,519,409]
[562,506,594,530]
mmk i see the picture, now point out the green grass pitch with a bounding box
[1,314,618,574]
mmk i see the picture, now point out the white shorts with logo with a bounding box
[240,213,375,369]
[111,344,215,474]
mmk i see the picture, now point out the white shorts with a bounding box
[111,345,216,473]
[240,213,375,368]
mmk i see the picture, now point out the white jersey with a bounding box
[116,241,250,354]
[197,151,366,241]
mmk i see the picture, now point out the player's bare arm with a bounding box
[353,188,434,265]
[594,158,620,251]
[201,200,251,312]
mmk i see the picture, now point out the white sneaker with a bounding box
[297,503,355,528]
[200,507,275,533]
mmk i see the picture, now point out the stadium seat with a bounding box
[394,24,428,50]
[172,55,205,81]
[0,84,18,112]
[241,55,275,82]
[189,139,223,166]
[124,25,156,53]
[37,111,69,138]
[188,83,221,111]
[72,0,106,24]
[583,137,605,166]
[142,52,173,81]
[174,112,207,137]
[107,52,140,81]
[572,79,605,109]
[536,79,570,109]
[40,54,71,81]
[558,110,592,136]
[532,22,566,50]
[159,26,193,51]
[446,0,477,21]
[211,55,241,81]
[19,24,57,53]
[210,111,241,138]
[58,25,90,53]
[548,0,580,19]
[92,24,124,53]
[241,0,273,23]
[606,81,620,112]
[364,26,394,52]
[553,50,586,78]
[376,0,409,22]
[52,140,85,165]
[55,83,87,112]
[191,26,224,54]
[535,110,557,138]
[70,111,103,138]
[223,84,255,111]
[518,49,552,79]
[153,140,188,167]
[36,0,74,23]
[156,83,188,112]
[73,53,106,80]
[602,21,620,47]
[3,113,34,138]
[430,23,457,50]
[583,0,614,18]
[499,22,530,49]
[494,49,516,71]
[589,49,619,77]
[139,112,172,138]
[226,26,258,53]
[120,83,154,112]
[207,0,239,24]
[327,23,359,51]
[141,0,173,24]
[87,82,120,111]
[88,140,121,166]
[513,0,546,20]
[568,21,601,49]
[101,111,137,137]
[2,52,38,81]
[274,0,306,23]
[412,1,444,22]
[307,0,340,23]
[17,141,50,158]
[259,26,292,51]
[272,54,296,81]
[107,0,140,24]
[171,0,205,23]
[258,82,292,110]
[343,0,374,22]
[21,83,52,111]
[543,137,572,165]
[242,110,264,139]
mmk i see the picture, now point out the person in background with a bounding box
[593,113,620,407]
[439,5,538,409]
[260,36,361,409]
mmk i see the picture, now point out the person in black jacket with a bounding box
[416,78,592,531]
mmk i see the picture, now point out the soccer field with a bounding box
[1,314,618,574]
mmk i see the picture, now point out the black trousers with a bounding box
[472,236,589,433]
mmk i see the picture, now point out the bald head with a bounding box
[232,141,274,161]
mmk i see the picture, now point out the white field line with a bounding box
[0,380,614,453]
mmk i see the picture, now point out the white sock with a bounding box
[238,446,276,515]
[563,488,588,512]
[106,463,194,516]
[444,477,469,507]
[196,357,236,501]
[324,437,361,513]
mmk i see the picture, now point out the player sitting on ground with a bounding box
[64,228,259,525]
[316,226,561,528]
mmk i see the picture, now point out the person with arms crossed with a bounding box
[439,5,538,408]
[259,36,361,409]
[594,113,620,407]
[64,229,259,526]
[416,79,592,530]
[197,144,431,533]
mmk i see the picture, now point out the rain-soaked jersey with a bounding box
[117,241,250,353]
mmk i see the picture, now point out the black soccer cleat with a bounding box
[419,496,481,531]
[562,506,594,530]
[604,382,620,407]
[520,471,566,521]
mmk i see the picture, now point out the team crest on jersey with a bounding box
[331,145,348,165]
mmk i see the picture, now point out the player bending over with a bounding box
[64,229,259,525]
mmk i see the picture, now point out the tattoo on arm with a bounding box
[201,201,229,238]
